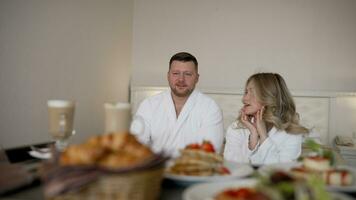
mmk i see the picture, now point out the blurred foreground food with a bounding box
[215,170,331,200]
[167,141,230,176]
[60,132,153,168]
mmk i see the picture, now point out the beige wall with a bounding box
[0,0,133,148]
[132,0,356,92]
[2,0,356,148]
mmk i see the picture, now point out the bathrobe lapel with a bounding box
[170,90,199,137]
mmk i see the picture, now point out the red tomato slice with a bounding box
[186,143,200,150]
[201,140,215,153]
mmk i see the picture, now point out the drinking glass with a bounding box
[104,102,131,133]
[47,100,75,151]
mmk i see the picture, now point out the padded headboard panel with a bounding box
[207,94,329,142]
[130,87,356,145]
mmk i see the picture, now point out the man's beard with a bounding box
[171,85,194,97]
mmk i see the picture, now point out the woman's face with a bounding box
[241,81,263,115]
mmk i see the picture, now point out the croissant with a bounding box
[59,132,154,169]
[99,153,138,168]
[60,144,106,165]
[101,132,132,151]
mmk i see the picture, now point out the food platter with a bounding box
[258,162,356,192]
[182,179,257,200]
[183,177,353,200]
[164,161,254,186]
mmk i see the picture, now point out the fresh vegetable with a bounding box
[186,143,200,150]
[257,170,331,200]
[201,140,215,152]
[185,140,216,153]
[304,139,335,165]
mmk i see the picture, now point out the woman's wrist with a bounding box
[248,133,259,150]
[258,129,268,142]
[259,135,267,143]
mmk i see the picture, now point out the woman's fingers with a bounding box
[241,113,249,124]
[241,113,254,129]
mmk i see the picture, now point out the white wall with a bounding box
[132,0,356,92]
[1,0,356,149]
[0,0,133,148]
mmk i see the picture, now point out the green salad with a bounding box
[256,170,331,200]
[302,139,335,166]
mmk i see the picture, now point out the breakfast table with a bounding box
[1,144,356,200]
[2,169,356,200]
[0,179,185,200]
[0,143,185,200]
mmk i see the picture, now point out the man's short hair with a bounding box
[169,52,198,71]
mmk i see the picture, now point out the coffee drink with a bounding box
[104,102,131,133]
[48,100,75,140]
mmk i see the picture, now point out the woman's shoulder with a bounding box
[272,127,303,140]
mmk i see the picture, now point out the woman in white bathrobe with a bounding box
[224,73,309,165]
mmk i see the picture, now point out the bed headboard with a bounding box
[130,86,356,145]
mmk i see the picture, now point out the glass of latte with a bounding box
[104,102,131,133]
[47,100,75,151]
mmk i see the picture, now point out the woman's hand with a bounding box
[240,110,256,134]
[240,109,259,150]
[240,107,268,150]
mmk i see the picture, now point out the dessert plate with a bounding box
[258,162,356,192]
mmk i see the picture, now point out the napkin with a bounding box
[28,148,52,159]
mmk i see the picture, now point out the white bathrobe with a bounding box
[223,122,302,165]
[130,89,224,156]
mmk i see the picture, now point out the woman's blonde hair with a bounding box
[237,73,309,134]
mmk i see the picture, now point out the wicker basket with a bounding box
[48,165,164,200]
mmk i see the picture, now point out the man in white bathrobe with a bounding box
[130,52,224,156]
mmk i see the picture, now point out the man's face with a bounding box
[167,60,199,98]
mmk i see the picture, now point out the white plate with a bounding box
[165,160,254,186]
[28,148,52,159]
[183,178,257,200]
[258,162,356,193]
[183,178,353,200]
[327,165,356,193]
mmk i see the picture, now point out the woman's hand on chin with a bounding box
[241,110,257,134]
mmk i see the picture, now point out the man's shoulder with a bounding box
[194,90,219,107]
[140,90,169,105]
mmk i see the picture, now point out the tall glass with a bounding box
[104,102,131,133]
[47,100,75,151]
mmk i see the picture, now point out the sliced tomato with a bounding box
[186,143,200,150]
[201,140,215,153]
[223,188,254,198]
[220,166,231,175]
